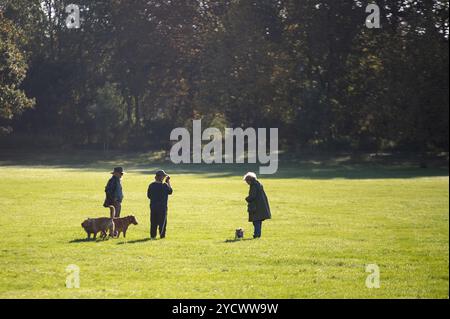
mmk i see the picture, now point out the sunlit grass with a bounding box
[0,160,448,298]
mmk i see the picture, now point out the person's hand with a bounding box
[165,176,171,183]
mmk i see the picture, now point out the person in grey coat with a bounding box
[244,172,272,238]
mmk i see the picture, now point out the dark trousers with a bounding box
[253,220,263,238]
[150,207,167,239]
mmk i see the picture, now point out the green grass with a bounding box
[0,153,448,298]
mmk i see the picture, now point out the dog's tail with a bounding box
[108,205,116,237]
[109,205,116,219]
[108,218,116,237]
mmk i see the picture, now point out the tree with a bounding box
[0,0,447,154]
[87,83,126,151]
[0,11,35,135]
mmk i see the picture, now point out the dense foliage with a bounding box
[0,0,448,153]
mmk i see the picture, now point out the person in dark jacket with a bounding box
[147,170,173,239]
[103,167,124,218]
[244,172,271,238]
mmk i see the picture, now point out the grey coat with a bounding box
[246,180,272,222]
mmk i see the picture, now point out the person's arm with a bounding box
[147,184,152,200]
[105,178,116,198]
[246,183,258,203]
[115,181,123,202]
[164,182,173,195]
[165,176,173,195]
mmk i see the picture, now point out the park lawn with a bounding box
[0,160,448,298]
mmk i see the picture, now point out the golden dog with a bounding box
[112,216,138,238]
[81,217,114,240]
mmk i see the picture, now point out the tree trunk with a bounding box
[125,95,133,128]
[134,94,140,130]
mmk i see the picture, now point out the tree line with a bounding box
[0,0,448,154]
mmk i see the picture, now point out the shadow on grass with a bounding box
[1,149,448,180]
[69,238,107,243]
[117,238,152,245]
[134,164,450,180]
[224,238,256,244]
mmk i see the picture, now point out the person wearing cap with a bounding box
[147,170,173,239]
[243,172,271,238]
[103,167,124,218]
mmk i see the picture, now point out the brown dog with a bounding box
[112,216,138,238]
[81,217,114,240]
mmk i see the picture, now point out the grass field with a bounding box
[0,152,448,298]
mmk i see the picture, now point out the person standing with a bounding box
[147,170,173,239]
[244,172,271,238]
[103,167,124,218]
